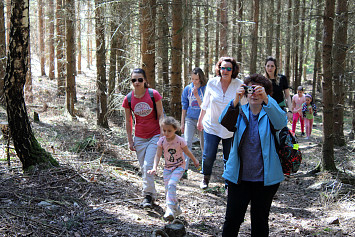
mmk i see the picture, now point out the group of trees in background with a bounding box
[0,0,353,171]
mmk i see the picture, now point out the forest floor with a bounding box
[0,64,355,237]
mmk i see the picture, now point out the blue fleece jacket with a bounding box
[181,83,206,120]
[219,95,287,186]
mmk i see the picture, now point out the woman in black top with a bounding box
[264,56,292,121]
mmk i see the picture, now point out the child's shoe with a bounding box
[140,195,153,208]
[182,170,188,179]
[174,205,182,217]
[301,132,305,137]
[163,206,175,222]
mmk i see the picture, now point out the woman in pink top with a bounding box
[292,86,306,136]
[122,68,164,208]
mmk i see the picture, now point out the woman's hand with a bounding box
[128,141,136,151]
[192,86,199,97]
[193,159,200,168]
[197,119,203,131]
[147,168,156,175]
[233,85,246,107]
[253,85,268,104]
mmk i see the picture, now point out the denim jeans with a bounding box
[134,134,160,199]
[201,131,233,176]
[183,117,204,170]
[163,167,184,206]
[222,181,280,237]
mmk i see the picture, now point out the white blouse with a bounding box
[201,76,244,139]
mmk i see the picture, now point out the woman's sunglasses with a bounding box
[131,78,144,83]
[221,67,232,71]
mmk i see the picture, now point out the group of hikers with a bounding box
[122,56,317,236]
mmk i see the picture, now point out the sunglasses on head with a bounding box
[131,78,144,83]
[221,67,232,71]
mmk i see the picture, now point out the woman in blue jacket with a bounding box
[181,67,206,178]
[219,74,286,237]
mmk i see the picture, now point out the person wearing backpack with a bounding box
[180,67,206,179]
[122,68,164,208]
[219,74,286,237]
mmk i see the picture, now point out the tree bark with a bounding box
[48,0,55,80]
[292,0,299,89]
[170,0,183,119]
[4,0,58,171]
[237,0,243,65]
[87,0,92,68]
[195,6,201,67]
[321,0,337,171]
[108,1,119,104]
[38,0,46,76]
[95,0,108,128]
[275,0,281,65]
[214,7,219,63]
[56,0,65,96]
[219,0,228,57]
[312,0,322,96]
[333,0,348,146]
[204,2,209,76]
[249,0,259,74]
[232,0,237,59]
[266,0,274,56]
[0,1,6,104]
[298,0,306,83]
[140,0,156,88]
[66,0,76,116]
[77,1,82,74]
[285,0,292,86]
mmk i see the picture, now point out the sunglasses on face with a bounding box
[131,78,144,83]
[221,67,232,71]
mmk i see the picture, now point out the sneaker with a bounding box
[163,206,175,222]
[174,205,182,217]
[200,175,210,189]
[182,170,188,179]
[301,132,305,136]
[140,195,153,208]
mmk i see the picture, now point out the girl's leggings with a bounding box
[163,167,184,206]
[304,118,313,137]
[292,113,304,134]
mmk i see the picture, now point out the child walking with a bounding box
[292,86,306,136]
[148,116,199,221]
[302,94,317,139]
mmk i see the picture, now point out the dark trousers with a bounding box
[222,181,280,237]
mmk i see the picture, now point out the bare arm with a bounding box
[182,146,199,168]
[197,109,206,131]
[147,146,163,175]
[156,100,164,135]
[284,88,292,112]
[124,108,135,151]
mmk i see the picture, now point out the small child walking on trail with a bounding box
[302,94,317,139]
[148,116,199,222]
[292,86,306,136]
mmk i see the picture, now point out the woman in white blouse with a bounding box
[197,57,244,189]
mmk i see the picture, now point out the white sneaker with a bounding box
[163,206,174,222]
[174,205,182,216]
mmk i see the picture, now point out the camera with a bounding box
[243,86,255,94]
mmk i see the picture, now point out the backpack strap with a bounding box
[148,88,158,120]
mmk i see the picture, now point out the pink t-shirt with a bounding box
[292,94,306,115]
[122,88,162,139]
[157,135,187,170]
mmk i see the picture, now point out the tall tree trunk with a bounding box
[182,1,188,88]
[95,0,108,128]
[0,1,6,104]
[87,0,92,68]
[232,0,237,59]
[293,0,300,89]
[266,0,274,56]
[66,0,76,116]
[170,0,182,119]
[188,0,193,75]
[275,0,281,65]
[285,0,292,86]
[6,0,10,51]
[219,0,228,57]
[48,0,55,80]
[4,0,58,171]
[321,0,336,171]
[249,0,259,74]
[298,0,306,83]
[195,6,201,67]
[214,7,219,63]
[108,1,119,104]
[333,0,348,146]
[56,0,65,96]
[157,1,169,109]
[140,0,156,88]
[38,0,46,76]
[116,3,128,92]
[77,1,82,74]
[204,2,209,76]
[237,0,243,65]
[312,0,322,96]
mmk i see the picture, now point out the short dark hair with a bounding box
[264,56,278,78]
[244,74,273,95]
[131,68,149,88]
[192,67,207,86]
[214,57,239,78]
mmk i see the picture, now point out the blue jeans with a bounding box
[183,117,204,170]
[201,131,233,176]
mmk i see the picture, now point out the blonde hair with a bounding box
[160,116,180,131]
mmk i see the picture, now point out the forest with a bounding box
[0,0,354,236]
